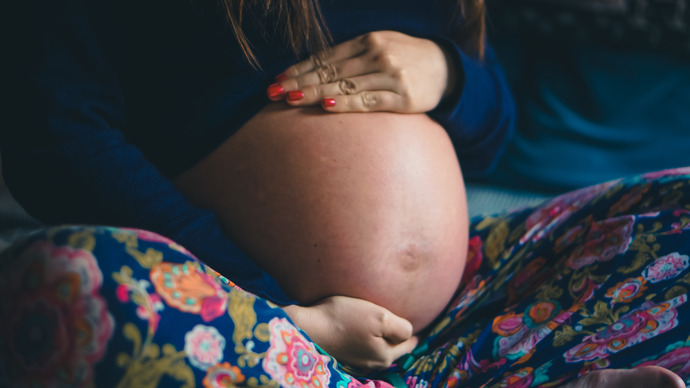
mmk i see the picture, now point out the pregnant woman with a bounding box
[175,31,474,333]
[1,0,685,386]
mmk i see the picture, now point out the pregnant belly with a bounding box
[174,103,469,331]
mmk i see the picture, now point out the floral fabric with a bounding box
[2,168,690,387]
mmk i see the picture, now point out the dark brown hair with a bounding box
[222,0,485,68]
[453,0,486,59]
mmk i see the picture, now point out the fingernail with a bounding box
[274,73,288,82]
[267,83,285,100]
[322,98,336,108]
[287,90,304,101]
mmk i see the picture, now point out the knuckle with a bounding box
[379,310,391,325]
[338,78,357,95]
[317,63,338,83]
[374,52,396,69]
[310,53,326,69]
[304,85,321,99]
[360,92,379,110]
[361,32,381,49]
[391,67,406,81]
[294,75,308,89]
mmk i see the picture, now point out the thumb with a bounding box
[392,335,418,355]
[379,310,415,344]
[366,335,419,370]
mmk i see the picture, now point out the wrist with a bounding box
[283,303,332,347]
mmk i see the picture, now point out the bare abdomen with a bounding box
[174,103,468,331]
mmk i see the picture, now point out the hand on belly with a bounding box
[175,103,469,332]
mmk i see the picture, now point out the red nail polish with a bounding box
[322,98,336,108]
[267,83,285,99]
[274,73,288,82]
[287,90,304,101]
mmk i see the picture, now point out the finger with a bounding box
[321,91,404,113]
[267,82,287,101]
[286,74,395,106]
[378,310,415,345]
[281,35,369,78]
[390,335,418,355]
[363,336,419,370]
[284,54,378,92]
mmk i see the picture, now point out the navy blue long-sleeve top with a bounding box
[2,0,515,304]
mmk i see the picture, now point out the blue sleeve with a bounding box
[1,0,295,305]
[428,37,517,178]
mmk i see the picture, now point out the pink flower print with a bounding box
[495,308,572,364]
[114,276,164,332]
[493,312,525,337]
[116,283,130,302]
[350,380,394,388]
[635,345,690,377]
[493,312,532,359]
[203,362,246,387]
[445,369,466,387]
[643,253,690,283]
[151,261,228,322]
[185,325,226,370]
[564,295,686,363]
[567,216,634,270]
[522,180,618,244]
[1,241,114,388]
[499,367,534,388]
[673,209,690,217]
[506,257,549,305]
[461,236,483,285]
[263,317,331,388]
[608,183,650,216]
[135,292,164,329]
[449,277,487,320]
[577,358,610,378]
[642,167,690,180]
[456,347,506,377]
[133,228,177,245]
[405,376,429,388]
[554,222,587,254]
[605,277,648,305]
[666,210,690,234]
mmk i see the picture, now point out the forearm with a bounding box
[2,0,294,305]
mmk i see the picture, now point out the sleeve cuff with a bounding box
[427,37,517,176]
[428,35,467,118]
[428,36,490,131]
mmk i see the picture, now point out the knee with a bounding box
[0,225,116,387]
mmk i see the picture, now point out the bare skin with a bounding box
[177,31,683,384]
[173,103,686,385]
[175,30,466,369]
[175,103,469,333]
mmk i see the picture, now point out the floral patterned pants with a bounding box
[2,168,690,388]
